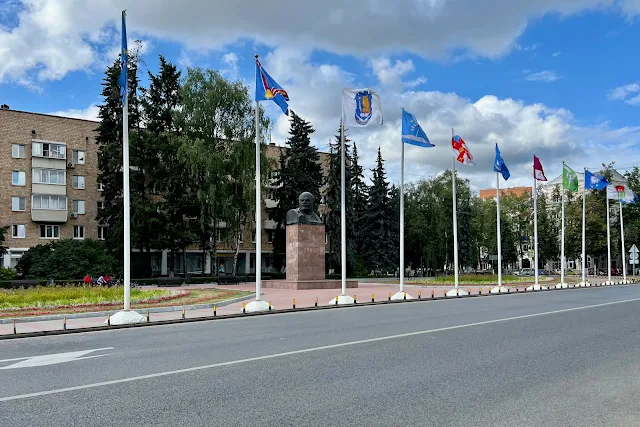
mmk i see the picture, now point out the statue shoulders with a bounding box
[286,208,302,225]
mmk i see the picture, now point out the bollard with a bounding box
[335,296,338,305]
[418,291,421,299]
[63,316,67,330]
[269,301,272,311]
[146,310,150,322]
[516,286,519,292]
[107,313,111,326]
[13,319,16,334]
[214,305,217,316]
[293,298,296,309]
[242,302,246,313]
[456,289,459,297]
[432,289,435,299]
[479,287,482,295]
[508,287,511,293]
[468,288,471,295]
[388,293,391,301]
[372,293,375,303]
[354,295,357,304]
[403,292,406,300]
[181,308,185,320]
[315,297,318,307]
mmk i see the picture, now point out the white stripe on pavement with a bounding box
[2,296,640,402]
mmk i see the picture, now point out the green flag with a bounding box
[563,163,578,192]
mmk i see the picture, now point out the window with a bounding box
[11,196,25,211]
[11,224,25,239]
[269,170,280,179]
[72,175,85,189]
[215,229,226,242]
[238,231,244,243]
[72,150,85,164]
[98,182,104,191]
[39,225,60,239]
[72,200,85,215]
[32,195,67,210]
[32,169,65,185]
[73,225,85,239]
[268,230,275,244]
[12,171,25,186]
[12,144,25,159]
[32,141,66,159]
[98,226,106,240]
[97,201,104,210]
[252,230,256,243]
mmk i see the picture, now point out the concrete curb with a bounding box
[0,293,257,324]
[1,282,637,340]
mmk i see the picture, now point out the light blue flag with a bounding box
[117,11,128,104]
[401,109,433,147]
[584,170,608,190]
[493,144,510,180]
[255,58,289,116]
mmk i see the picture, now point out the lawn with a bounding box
[0,286,253,317]
[409,274,556,285]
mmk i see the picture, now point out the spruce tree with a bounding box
[388,184,401,273]
[351,142,369,256]
[272,111,323,270]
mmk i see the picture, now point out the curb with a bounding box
[1,281,636,340]
[0,293,257,324]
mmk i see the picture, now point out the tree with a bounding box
[0,225,7,258]
[272,111,323,270]
[537,191,559,268]
[388,184,401,272]
[362,147,394,273]
[350,142,369,275]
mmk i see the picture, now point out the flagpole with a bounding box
[340,115,347,297]
[560,162,566,286]
[496,172,502,289]
[254,55,262,302]
[400,120,405,294]
[620,199,627,282]
[452,129,459,290]
[607,193,612,284]
[121,12,131,312]
[533,176,539,287]
[581,170,588,284]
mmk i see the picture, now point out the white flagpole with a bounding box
[533,177,539,287]
[582,168,587,285]
[560,162,566,286]
[400,127,405,294]
[254,55,262,302]
[496,172,502,289]
[452,130,459,289]
[607,193,612,284]
[620,199,627,282]
[340,116,347,297]
[122,13,131,311]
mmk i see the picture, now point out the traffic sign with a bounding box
[630,244,639,260]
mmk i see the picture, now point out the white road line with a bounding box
[1,297,639,402]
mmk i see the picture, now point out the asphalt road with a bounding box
[1,286,640,426]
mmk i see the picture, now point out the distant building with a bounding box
[478,186,532,200]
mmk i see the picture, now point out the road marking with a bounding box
[1,297,640,401]
[0,348,113,370]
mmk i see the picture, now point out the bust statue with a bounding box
[286,192,323,225]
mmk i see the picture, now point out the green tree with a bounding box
[537,191,559,268]
[0,225,7,258]
[272,111,323,271]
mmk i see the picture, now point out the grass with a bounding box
[0,286,253,317]
[409,274,556,285]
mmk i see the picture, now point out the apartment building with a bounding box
[0,106,332,275]
[478,186,532,200]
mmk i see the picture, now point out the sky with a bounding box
[2,0,640,193]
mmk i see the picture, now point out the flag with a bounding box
[401,109,433,148]
[584,170,608,190]
[451,129,474,165]
[563,163,578,192]
[622,187,638,205]
[255,59,290,115]
[117,10,128,104]
[607,184,626,200]
[342,88,383,127]
[533,155,547,181]
[493,143,510,180]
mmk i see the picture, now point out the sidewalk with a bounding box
[0,281,551,336]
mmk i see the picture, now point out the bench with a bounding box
[157,277,183,287]
[10,279,40,288]
[217,275,240,285]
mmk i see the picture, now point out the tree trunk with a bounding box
[232,232,240,276]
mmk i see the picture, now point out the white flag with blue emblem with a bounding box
[342,88,383,127]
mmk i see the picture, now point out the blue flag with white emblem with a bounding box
[401,109,434,148]
[494,144,510,180]
[584,170,608,190]
[117,10,128,104]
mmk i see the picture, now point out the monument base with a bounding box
[105,310,147,325]
[262,279,358,290]
[390,291,414,300]
[244,300,273,313]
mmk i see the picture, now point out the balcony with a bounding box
[264,198,278,209]
[31,209,68,223]
[264,219,277,230]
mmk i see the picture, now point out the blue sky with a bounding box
[2,0,640,191]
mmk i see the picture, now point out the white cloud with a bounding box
[370,57,416,86]
[608,81,640,104]
[221,52,239,78]
[48,104,100,121]
[1,0,637,84]
[523,70,561,82]
[551,51,562,57]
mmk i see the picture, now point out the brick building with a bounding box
[0,106,331,275]
[478,186,532,200]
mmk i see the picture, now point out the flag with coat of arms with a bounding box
[451,129,474,165]
[342,88,383,127]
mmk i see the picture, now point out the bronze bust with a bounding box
[286,192,322,225]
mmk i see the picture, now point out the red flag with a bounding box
[533,155,547,181]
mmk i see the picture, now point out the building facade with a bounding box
[0,107,331,276]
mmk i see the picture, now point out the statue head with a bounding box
[298,192,315,214]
